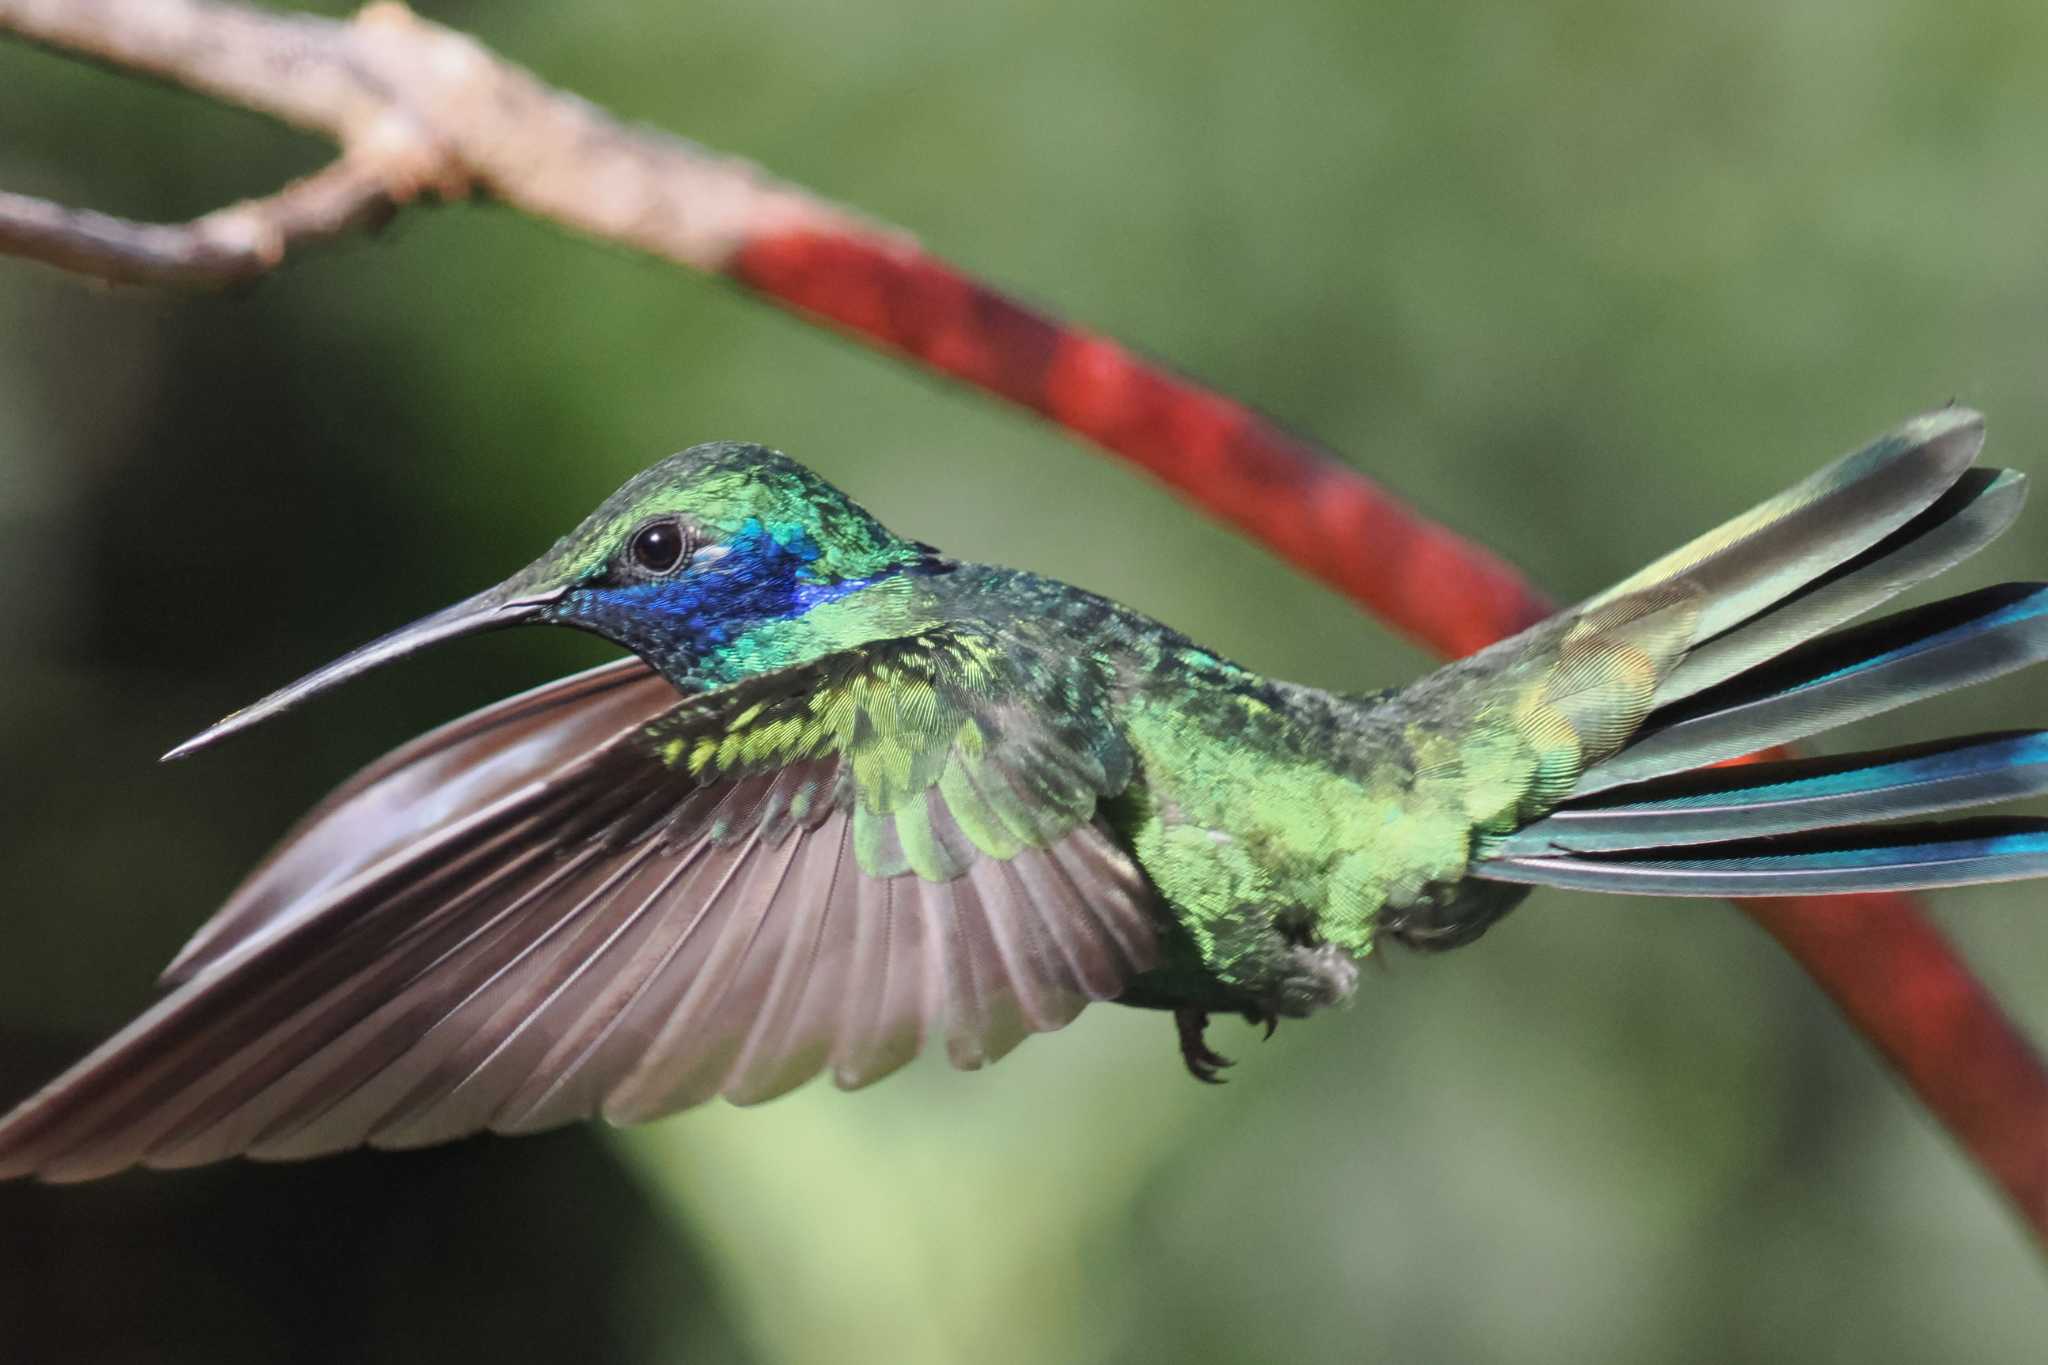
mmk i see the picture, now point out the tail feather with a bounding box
[1492,731,2048,856]
[1415,410,2007,796]
[1657,465,2026,705]
[1583,407,1983,642]
[1475,817,2048,897]
[1462,407,2048,901]
[1572,582,2048,797]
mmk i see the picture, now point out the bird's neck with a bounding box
[678,572,947,689]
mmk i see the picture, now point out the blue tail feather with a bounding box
[1484,413,2048,904]
[1495,731,2048,856]
[1476,818,2048,897]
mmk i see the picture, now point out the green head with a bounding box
[167,443,936,758]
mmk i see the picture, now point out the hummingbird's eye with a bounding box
[628,519,688,575]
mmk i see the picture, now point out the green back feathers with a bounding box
[1498,587,1704,810]
[1398,584,1702,845]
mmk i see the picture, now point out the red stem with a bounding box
[731,232,1552,655]
[1753,893,2048,1227]
[731,227,2048,1243]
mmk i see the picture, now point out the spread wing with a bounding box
[0,631,1159,1181]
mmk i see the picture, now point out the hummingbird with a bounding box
[5,408,2047,1182]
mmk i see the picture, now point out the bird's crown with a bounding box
[519,442,923,594]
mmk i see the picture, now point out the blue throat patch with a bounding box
[555,518,894,685]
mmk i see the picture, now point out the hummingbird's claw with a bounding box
[1175,1009,1234,1084]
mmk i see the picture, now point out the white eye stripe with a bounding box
[689,543,731,568]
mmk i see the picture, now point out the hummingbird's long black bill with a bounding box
[162,585,563,761]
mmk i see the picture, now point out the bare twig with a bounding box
[0,157,396,287]
[4,0,2045,1245]
[1,0,888,273]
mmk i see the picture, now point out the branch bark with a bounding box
[0,157,394,287]
[5,0,2043,1244]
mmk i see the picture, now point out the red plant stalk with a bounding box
[732,229,2048,1240]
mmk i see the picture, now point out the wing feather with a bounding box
[162,659,674,984]
[721,827,846,1106]
[0,630,1160,1181]
[493,845,724,1134]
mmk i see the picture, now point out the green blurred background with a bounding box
[4,1,2048,1360]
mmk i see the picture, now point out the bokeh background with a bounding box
[4,1,2048,1360]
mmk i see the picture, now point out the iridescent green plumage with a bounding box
[6,408,2048,1179]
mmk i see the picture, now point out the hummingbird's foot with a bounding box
[1244,1009,1278,1040]
[1175,1009,1234,1084]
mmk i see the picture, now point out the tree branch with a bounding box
[4,0,2043,1245]
[2,0,887,274]
[0,156,396,287]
